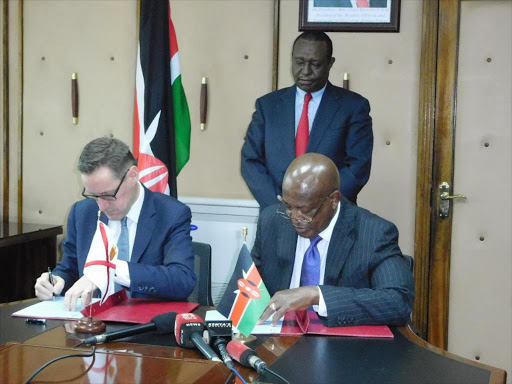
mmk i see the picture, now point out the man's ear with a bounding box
[331,190,341,207]
[128,165,139,184]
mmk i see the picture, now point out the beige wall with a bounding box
[174,0,274,200]
[449,1,512,379]
[22,0,137,227]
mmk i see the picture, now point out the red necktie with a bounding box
[357,0,370,7]
[296,93,312,157]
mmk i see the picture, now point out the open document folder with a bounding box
[206,309,393,338]
[12,297,99,321]
[12,290,199,324]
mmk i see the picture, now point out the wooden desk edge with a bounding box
[398,325,507,384]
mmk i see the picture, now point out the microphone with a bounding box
[174,313,221,362]
[206,320,234,369]
[79,312,177,346]
[227,340,267,374]
[227,340,290,384]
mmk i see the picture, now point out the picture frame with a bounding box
[299,0,401,33]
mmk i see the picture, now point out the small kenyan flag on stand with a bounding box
[217,243,270,337]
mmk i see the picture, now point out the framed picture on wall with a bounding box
[299,0,401,32]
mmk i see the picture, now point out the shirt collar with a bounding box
[296,82,328,103]
[125,182,144,224]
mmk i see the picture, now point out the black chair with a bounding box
[188,242,214,306]
[403,254,420,335]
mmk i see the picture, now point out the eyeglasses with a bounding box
[81,169,129,201]
[276,191,335,226]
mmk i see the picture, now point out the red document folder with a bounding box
[280,310,394,338]
[80,290,199,324]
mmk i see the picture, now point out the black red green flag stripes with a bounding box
[217,244,270,337]
[133,0,191,197]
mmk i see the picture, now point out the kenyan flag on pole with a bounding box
[133,0,191,197]
[217,244,270,337]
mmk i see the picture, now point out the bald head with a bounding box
[280,153,341,239]
[283,153,340,199]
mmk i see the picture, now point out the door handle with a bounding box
[439,182,466,218]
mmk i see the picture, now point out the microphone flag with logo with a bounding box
[83,214,118,305]
[133,0,191,197]
[217,243,270,337]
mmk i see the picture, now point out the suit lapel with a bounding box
[324,198,356,285]
[275,219,298,291]
[279,86,298,161]
[131,188,156,264]
[308,83,342,153]
[100,212,108,225]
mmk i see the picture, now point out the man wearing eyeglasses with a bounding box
[255,153,414,327]
[34,137,196,311]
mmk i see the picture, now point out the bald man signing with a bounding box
[254,153,414,327]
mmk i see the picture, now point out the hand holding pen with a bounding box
[34,268,64,301]
[48,267,55,301]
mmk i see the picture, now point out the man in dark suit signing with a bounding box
[255,153,414,327]
[35,137,196,311]
[241,31,373,210]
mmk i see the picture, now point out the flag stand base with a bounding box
[233,332,257,343]
[75,317,106,334]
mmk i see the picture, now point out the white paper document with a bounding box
[205,310,283,335]
[12,297,100,321]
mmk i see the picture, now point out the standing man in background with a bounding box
[241,31,373,210]
[34,137,196,311]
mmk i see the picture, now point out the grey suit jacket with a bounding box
[251,197,415,327]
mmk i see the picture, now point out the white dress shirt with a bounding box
[294,83,328,135]
[108,182,145,287]
[289,202,340,317]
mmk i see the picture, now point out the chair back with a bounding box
[188,242,214,306]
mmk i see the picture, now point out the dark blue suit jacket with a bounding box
[54,186,196,300]
[241,82,373,210]
[251,197,414,327]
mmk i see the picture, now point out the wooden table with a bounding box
[0,300,507,383]
[0,222,62,303]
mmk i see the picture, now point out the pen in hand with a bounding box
[48,267,55,301]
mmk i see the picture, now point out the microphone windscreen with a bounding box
[174,313,206,348]
[151,312,178,334]
[227,340,251,363]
